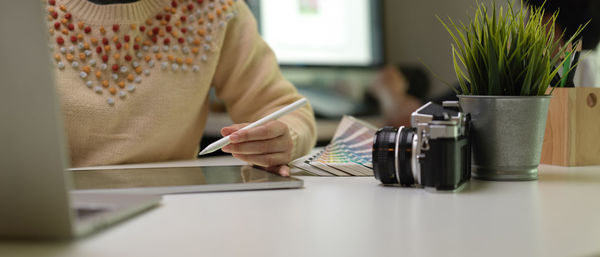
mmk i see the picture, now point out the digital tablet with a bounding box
[71,165,303,195]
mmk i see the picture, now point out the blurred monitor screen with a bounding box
[247,0,383,67]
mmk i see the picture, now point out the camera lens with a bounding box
[373,127,398,184]
[372,126,416,186]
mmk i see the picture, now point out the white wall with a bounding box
[383,0,497,97]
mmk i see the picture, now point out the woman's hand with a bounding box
[220,120,294,176]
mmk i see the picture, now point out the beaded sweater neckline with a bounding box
[46,0,238,106]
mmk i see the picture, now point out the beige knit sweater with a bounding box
[44,0,316,167]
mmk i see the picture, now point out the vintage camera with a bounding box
[372,102,471,191]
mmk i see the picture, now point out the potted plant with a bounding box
[438,1,585,180]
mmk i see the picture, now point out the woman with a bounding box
[45,0,317,176]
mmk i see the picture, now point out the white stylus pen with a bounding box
[198,98,308,156]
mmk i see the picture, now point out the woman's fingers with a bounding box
[232,152,291,170]
[220,123,249,137]
[229,120,288,143]
[222,120,294,173]
[265,165,291,177]
[222,135,292,154]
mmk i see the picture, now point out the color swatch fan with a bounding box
[291,116,377,176]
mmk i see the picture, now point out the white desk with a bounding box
[1,159,600,257]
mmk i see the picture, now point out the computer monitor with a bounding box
[247,0,384,67]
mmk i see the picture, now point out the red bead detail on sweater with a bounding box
[42,0,239,105]
[47,0,236,105]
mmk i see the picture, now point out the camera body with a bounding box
[372,102,471,191]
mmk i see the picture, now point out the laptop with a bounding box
[0,1,160,239]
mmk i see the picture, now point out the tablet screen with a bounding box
[71,165,303,194]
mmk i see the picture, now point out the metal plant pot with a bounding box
[458,95,551,181]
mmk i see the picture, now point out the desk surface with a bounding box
[2,159,600,257]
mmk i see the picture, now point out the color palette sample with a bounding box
[291,116,377,176]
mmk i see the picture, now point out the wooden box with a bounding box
[541,87,600,166]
